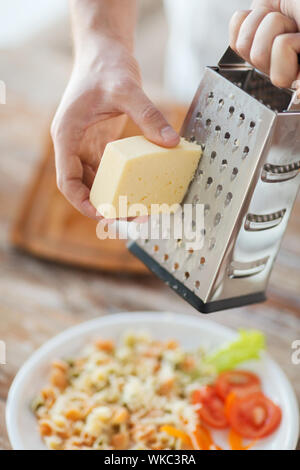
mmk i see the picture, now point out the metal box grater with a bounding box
[129,48,300,313]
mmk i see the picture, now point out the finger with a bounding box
[53,127,101,220]
[79,114,127,167]
[229,10,251,52]
[235,7,271,62]
[250,0,293,18]
[121,87,180,148]
[58,157,100,220]
[82,163,96,189]
[270,32,300,88]
[250,12,297,74]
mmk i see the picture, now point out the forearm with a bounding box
[70,0,137,54]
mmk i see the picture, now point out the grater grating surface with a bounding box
[129,49,300,313]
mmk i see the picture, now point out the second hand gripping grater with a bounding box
[129,48,300,314]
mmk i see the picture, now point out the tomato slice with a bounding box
[192,386,228,429]
[228,392,282,439]
[216,370,261,400]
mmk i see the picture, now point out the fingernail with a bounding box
[161,126,179,143]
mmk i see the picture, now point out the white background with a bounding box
[0,0,67,46]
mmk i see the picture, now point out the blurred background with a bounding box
[0,0,299,450]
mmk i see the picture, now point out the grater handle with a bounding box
[219,47,300,70]
[219,47,300,112]
[218,47,251,69]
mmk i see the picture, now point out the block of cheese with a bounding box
[90,136,202,218]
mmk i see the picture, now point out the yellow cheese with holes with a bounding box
[90,136,202,218]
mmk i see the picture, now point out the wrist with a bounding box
[70,0,137,54]
[73,33,134,75]
[75,30,135,62]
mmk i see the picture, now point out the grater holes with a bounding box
[195,280,200,289]
[224,132,231,141]
[239,113,245,124]
[208,91,214,100]
[204,204,210,215]
[196,111,202,120]
[173,262,180,271]
[206,177,213,188]
[216,185,223,197]
[232,167,239,179]
[153,245,159,253]
[243,146,250,158]
[210,151,217,162]
[209,237,216,250]
[249,121,256,131]
[163,254,169,262]
[206,118,212,127]
[200,257,206,266]
[218,99,224,109]
[229,106,235,115]
[233,138,239,150]
[184,272,190,280]
[225,192,233,206]
[215,125,221,133]
[221,159,228,171]
[214,213,222,226]
[193,195,199,205]
[188,248,194,255]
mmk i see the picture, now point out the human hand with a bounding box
[51,36,179,220]
[229,0,300,88]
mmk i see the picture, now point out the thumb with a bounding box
[122,86,180,148]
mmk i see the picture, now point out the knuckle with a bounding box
[107,77,136,98]
[250,49,265,69]
[236,38,250,59]
[230,10,241,27]
[273,34,284,50]
[255,6,271,16]
[120,77,136,93]
[265,11,282,25]
[273,34,289,50]
[270,74,285,88]
[270,69,291,89]
[231,9,248,24]
[141,104,162,124]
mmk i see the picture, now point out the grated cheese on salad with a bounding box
[32,331,217,450]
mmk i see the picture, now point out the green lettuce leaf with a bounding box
[205,329,265,373]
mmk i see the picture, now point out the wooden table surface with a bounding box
[0,36,300,450]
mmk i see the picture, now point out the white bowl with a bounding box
[6,312,300,450]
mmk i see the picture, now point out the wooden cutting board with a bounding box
[11,103,187,274]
